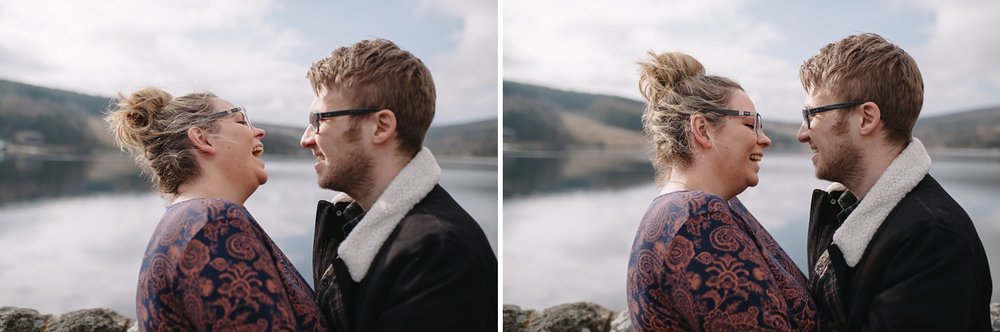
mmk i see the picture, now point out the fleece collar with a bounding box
[332,147,441,282]
[829,138,931,267]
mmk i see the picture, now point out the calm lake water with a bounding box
[503,150,1000,311]
[0,152,497,318]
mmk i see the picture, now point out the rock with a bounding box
[0,307,134,332]
[46,308,132,332]
[503,303,631,332]
[991,302,999,331]
[609,309,632,332]
[504,304,538,332]
[509,302,1000,331]
[523,302,615,332]
[0,307,52,332]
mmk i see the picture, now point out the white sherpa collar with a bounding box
[830,138,931,267]
[333,147,441,282]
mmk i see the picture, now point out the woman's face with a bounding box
[706,89,772,193]
[207,98,268,192]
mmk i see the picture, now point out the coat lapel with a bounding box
[830,138,931,267]
[334,147,441,282]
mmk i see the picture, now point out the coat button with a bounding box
[336,210,343,216]
[830,199,837,205]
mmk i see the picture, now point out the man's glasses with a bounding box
[209,106,251,127]
[801,100,865,129]
[700,108,764,138]
[308,109,380,132]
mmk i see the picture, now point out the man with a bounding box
[300,39,497,331]
[797,33,992,331]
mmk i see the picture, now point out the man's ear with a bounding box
[690,114,713,149]
[188,127,216,154]
[371,109,398,145]
[858,101,882,136]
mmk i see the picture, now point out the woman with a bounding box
[626,52,817,331]
[106,87,327,331]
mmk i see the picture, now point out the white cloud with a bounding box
[0,0,498,127]
[0,0,308,124]
[504,0,1000,123]
[902,0,1000,113]
[503,0,803,121]
[419,0,499,124]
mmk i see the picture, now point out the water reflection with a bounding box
[503,150,652,197]
[0,154,497,318]
[503,152,1000,311]
[0,153,146,206]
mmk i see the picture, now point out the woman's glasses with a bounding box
[208,106,252,127]
[700,108,763,138]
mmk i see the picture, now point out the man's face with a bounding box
[798,90,864,185]
[300,87,374,197]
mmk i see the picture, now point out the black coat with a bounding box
[312,184,497,332]
[807,175,992,331]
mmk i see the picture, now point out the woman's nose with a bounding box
[758,130,772,147]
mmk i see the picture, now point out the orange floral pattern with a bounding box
[136,198,327,331]
[627,191,817,331]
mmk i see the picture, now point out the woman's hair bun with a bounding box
[638,52,706,103]
[106,87,173,151]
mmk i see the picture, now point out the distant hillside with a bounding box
[504,81,645,149]
[0,79,110,117]
[914,106,1000,149]
[0,80,114,152]
[503,81,802,150]
[503,80,1000,151]
[424,118,497,158]
[0,78,497,157]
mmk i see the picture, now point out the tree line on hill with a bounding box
[503,80,1000,151]
[0,78,497,158]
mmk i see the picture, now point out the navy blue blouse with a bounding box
[136,198,326,331]
[627,191,817,331]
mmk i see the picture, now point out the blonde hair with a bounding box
[800,33,923,147]
[307,38,436,157]
[105,87,220,195]
[638,51,744,184]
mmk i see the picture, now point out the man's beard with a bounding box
[816,115,864,186]
[319,122,374,200]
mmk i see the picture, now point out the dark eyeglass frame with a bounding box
[700,108,764,138]
[208,106,251,127]
[308,109,381,132]
[801,100,865,129]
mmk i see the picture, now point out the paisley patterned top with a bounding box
[627,191,817,331]
[136,198,327,331]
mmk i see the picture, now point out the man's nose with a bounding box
[796,122,810,143]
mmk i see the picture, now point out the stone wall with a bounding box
[504,302,1000,332]
[0,307,135,332]
[5,302,999,331]
[504,302,631,332]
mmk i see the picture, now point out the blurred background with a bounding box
[503,0,1000,312]
[0,0,498,318]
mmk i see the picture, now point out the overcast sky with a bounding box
[0,0,497,127]
[504,0,1000,123]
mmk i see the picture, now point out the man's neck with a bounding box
[354,153,410,211]
[845,141,905,199]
